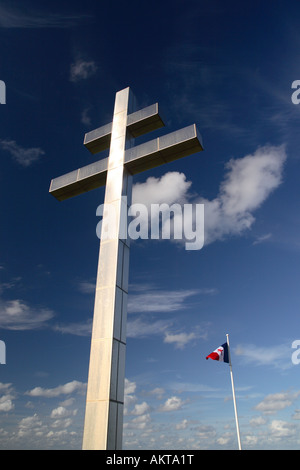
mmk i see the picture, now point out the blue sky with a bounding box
[1,0,300,450]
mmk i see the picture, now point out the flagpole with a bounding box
[226,333,242,450]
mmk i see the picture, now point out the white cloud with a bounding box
[250,416,267,427]
[200,145,286,244]
[0,383,15,413]
[132,172,191,208]
[59,398,75,407]
[254,391,300,415]
[127,285,209,344]
[124,378,136,396]
[132,144,286,247]
[195,424,217,440]
[219,145,285,215]
[124,380,151,429]
[0,382,81,448]
[269,420,296,438]
[26,380,86,398]
[176,419,190,430]
[158,396,184,412]
[0,140,45,166]
[0,395,14,412]
[0,383,12,391]
[292,409,300,420]
[124,378,137,417]
[18,414,43,437]
[50,406,72,419]
[51,418,73,429]
[163,331,197,349]
[70,60,97,82]
[243,435,258,446]
[216,434,232,446]
[131,402,150,416]
[0,299,54,330]
[149,387,165,400]
[126,413,151,430]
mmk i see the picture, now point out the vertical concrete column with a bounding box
[82,88,133,450]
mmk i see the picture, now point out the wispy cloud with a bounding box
[161,45,250,138]
[81,107,92,126]
[127,316,171,339]
[163,331,198,349]
[26,380,86,398]
[0,272,55,331]
[69,60,97,82]
[0,140,45,167]
[0,4,89,29]
[252,233,272,245]
[167,381,219,393]
[0,277,22,295]
[52,284,201,338]
[128,287,199,314]
[127,316,209,350]
[0,299,54,331]
[73,282,210,344]
[53,319,92,337]
[77,280,95,294]
[235,343,292,370]
[163,327,207,349]
[254,390,300,415]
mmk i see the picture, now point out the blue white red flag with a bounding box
[206,342,229,363]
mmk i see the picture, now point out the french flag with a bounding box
[206,342,229,363]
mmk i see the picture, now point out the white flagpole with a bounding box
[226,333,242,450]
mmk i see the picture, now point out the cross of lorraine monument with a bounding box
[49,87,203,450]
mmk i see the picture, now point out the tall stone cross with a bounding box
[49,87,203,450]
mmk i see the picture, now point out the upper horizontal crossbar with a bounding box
[83,103,165,155]
[49,125,203,201]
